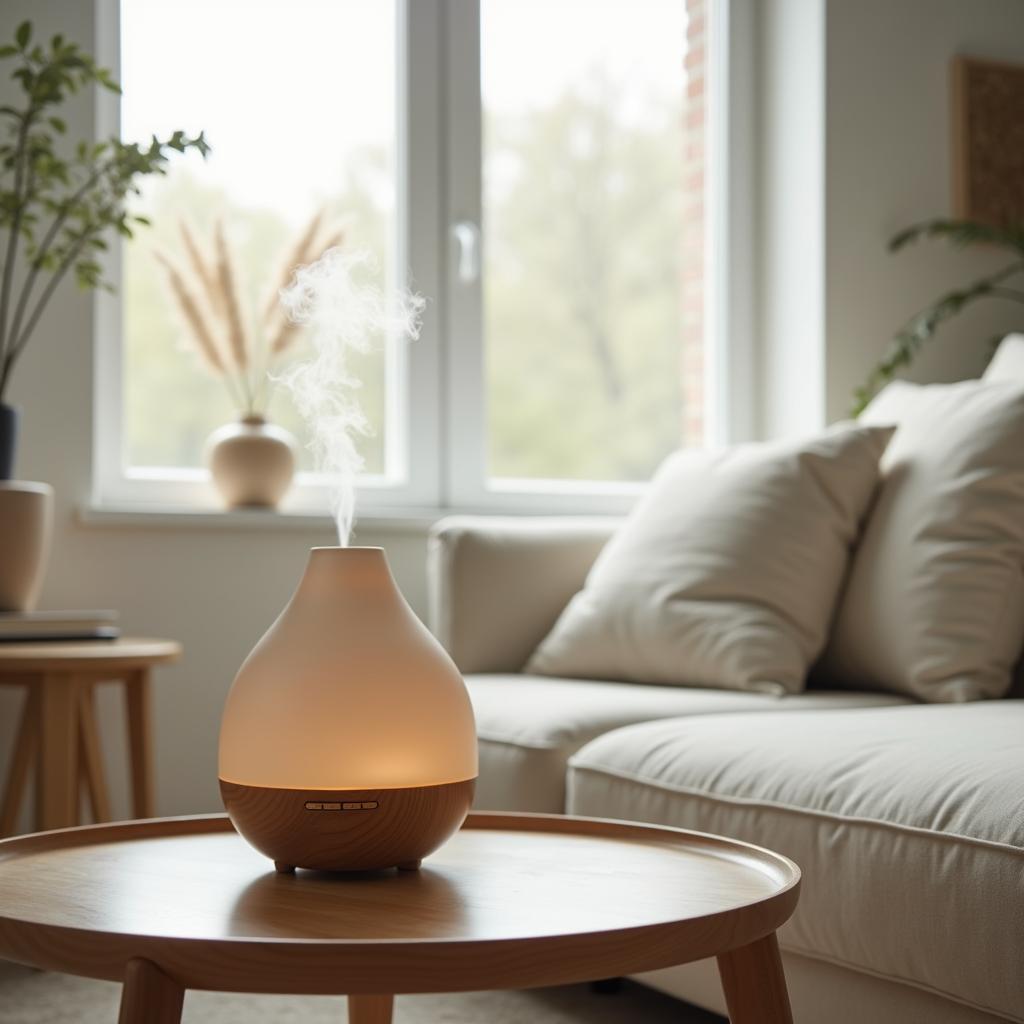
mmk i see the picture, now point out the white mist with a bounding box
[278,249,424,543]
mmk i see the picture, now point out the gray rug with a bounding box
[0,961,723,1023]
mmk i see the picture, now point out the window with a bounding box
[95,0,745,515]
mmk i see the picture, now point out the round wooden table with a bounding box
[0,812,800,1024]
[0,638,181,835]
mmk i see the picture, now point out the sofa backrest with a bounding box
[428,516,618,673]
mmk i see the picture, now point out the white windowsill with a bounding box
[78,502,625,534]
[78,503,443,534]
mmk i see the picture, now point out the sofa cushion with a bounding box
[468,674,909,813]
[526,424,893,696]
[984,332,1024,381]
[824,379,1024,701]
[567,703,1024,1023]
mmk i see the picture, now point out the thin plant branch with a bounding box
[5,232,93,361]
[853,258,1024,414]
[987,287,1024,304]
[6,156,116,357]
[0,116,31,360]
[0,22,209,402]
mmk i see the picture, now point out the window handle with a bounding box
[452,221,481,284]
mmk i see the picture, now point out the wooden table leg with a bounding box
[118,957,184,1024]
[0,688,39,836]
[125,669,154,819]
[717,932,793,1024]
[78,684,112,823]
[348,994,394,1024]
[37,674,80,831]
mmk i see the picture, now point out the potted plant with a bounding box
[154,210,342,509]
[854,219,1024,413]
[0,21,207,609]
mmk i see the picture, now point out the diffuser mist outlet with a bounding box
[218,547,477,873]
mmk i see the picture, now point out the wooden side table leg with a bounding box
[118,957,184,1024]
[125,669,155,819]
[37,674,80,831]
[78,684,113,823]
[0,689,39,836]
[348,994,394,1024]
[717,932,793,1024]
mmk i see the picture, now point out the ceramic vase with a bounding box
[0,481,54,612]
[206,415,297,510]
[218,546,478,872]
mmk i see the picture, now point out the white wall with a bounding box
[823,0,1024,421]
[758,0,1024,432]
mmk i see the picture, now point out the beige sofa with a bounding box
[428,516,1024,1024]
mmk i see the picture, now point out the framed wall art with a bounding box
[953,55,1024,226]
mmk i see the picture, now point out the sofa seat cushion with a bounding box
[467,674,909,813]
[567,703,1024,1022]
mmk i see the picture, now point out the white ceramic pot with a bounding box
[0,481,54,612]
[206,416,297,510]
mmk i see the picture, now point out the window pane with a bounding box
[120,0,396,475]
[481,0,702,483]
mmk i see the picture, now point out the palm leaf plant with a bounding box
[853,218,1024,414]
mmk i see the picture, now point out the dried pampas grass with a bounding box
[153,251,225,376]
[178,220,222,318]
[262,207,325,327]
[154,209,344,417]
[213,220,250,373]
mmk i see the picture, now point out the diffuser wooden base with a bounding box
[219,778,475,872]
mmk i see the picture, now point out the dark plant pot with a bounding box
[0,404,17,481]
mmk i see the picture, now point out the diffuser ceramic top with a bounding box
[218,547,478,791]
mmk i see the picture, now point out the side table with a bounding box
[0,811,800,1023]
[0,638,181,834]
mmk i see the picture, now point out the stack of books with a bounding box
[0,610,120,643]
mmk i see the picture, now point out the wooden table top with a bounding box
[0,812,799,995]
[0,637,181,672]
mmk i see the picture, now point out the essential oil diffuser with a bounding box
[219,547,477,873]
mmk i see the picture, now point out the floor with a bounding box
[0,962,724,1023]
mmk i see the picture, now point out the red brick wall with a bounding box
[680,0,706,445]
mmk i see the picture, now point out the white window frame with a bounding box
[91,0,754,517]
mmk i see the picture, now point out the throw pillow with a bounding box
[526,424,894,695]
[822,378,1024,701]
[984,333,1024,382]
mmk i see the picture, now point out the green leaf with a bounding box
[0,45,18,59]
[852,258,1024,414]
[15,22,31,49]
[47,115,65,133]
[889,218,1024,258]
